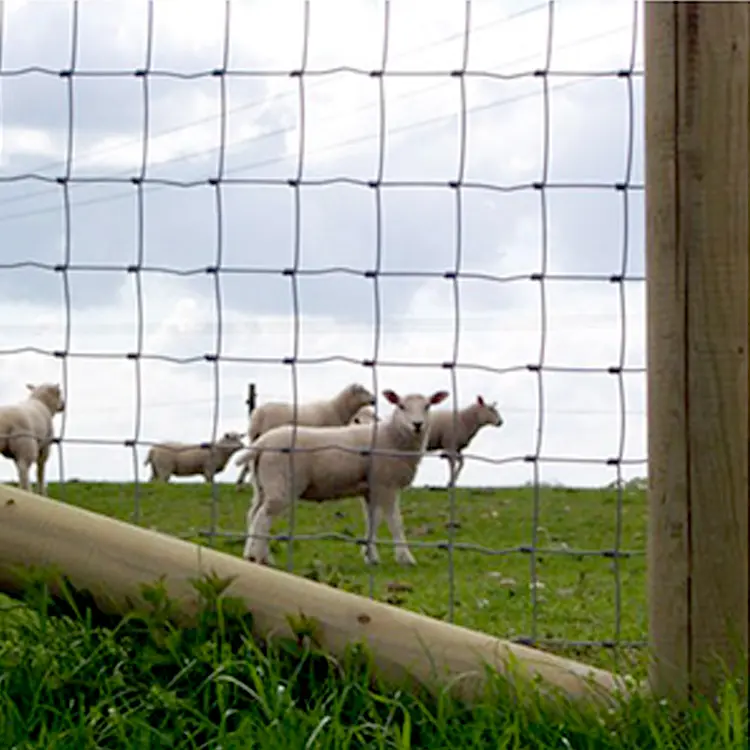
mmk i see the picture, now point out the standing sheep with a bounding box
[242,388,449,567]
[0,382,65,495]
[144,431,245,483]
[234,382,376,489]
[427,395,504,486]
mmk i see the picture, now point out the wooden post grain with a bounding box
[0,484,633,710]
[645,1,749,702]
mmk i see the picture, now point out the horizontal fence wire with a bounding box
[0,0,647,657]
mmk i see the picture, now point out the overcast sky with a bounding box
[0,0,645,489]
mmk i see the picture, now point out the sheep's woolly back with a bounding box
[145,431,244,477]
[0,382,66,491]
[249,390,448,502]
[243,389,449,566]
[247,383,375,441]
[426,399,503,453]
[0,383,65,447]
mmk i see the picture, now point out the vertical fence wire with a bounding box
[444,0,472,624]
[129,0,154,526]
[206,0,232,547]
[528,0,555,646]
[283,0,311,573]
[362,0,392,599]
[55,0,80,505]
[0,0,648,654]
[610,0,641,669]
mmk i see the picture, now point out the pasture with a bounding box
[45,480,647,676]
[1,481,746,748]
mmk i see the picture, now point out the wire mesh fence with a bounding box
[0,0,647,662]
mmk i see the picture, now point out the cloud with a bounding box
[0,0,647,489]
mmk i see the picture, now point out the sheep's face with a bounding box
[383,389,450,439]
[350,406,378,425]
[219,431,245,450]
[476,395,504,428]
[26,383,65,414]
[346,383,377,409]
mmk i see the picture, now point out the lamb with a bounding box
[144,431,245,483]
[350,405,379,425]
[0,382,66,495]
[426,395,504,486]
[234,382,376,489]
[241,388,449,567]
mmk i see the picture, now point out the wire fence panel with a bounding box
[0,0,647,667]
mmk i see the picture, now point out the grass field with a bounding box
[1,481,746,748]
[0,585,745,749]
[47,480,648,675]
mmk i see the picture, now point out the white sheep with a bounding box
[349,405,379,425]
[144,431,245,483]
[426,395,504,486]
[241,388,449,567]
[234,382,376,489]
[0,382,65,495]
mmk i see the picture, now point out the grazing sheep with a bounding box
[242,388,449,567]
[234,382,376,489]
[144,431,245,483]
[0,382,65,495]
[350,405,379,425]
[427,395,504,486]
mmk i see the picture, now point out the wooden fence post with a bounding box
[645,1,749,703]
[246,383,257,418]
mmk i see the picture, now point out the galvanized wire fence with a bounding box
[0,0,647,656]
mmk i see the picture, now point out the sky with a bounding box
[0,0,646,490]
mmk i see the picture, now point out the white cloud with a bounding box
[0,0,647,489]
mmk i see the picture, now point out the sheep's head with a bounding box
[219,431,245,450]
[475,395,503,428]
[26,383,65,414]
[344,382,377,409]
[350,405,378,425]
[383,389,449,440]
[337,383,375,421]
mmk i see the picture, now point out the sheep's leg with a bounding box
[11,436,36,493]
[359,495,382,565]
[35,446,49,496]
[236,463,249,490]
[16,459,31,492]
[243,490,269,561]
[451,453,465,485]
[235,450,254,490]
[381,492,417,566]
[244,484,286,565]
[244,503,278,565]
[440,451,456,487]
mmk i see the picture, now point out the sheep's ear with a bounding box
[26,383,35,392]
[429,390,450,406]
[477,395,485,406]
[382,389,400,405]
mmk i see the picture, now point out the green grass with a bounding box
[45,481,648,676]
[0,481,746,747]
[0,576,746,749]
